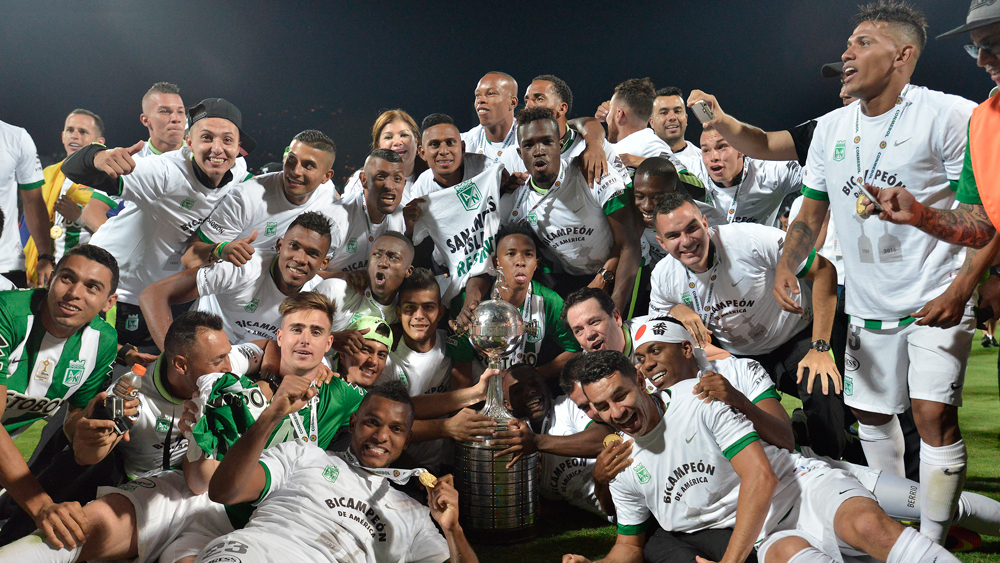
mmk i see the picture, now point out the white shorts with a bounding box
[195,531,363,563]
[842,310,973,414]
[97,470,232,563]
[758,466,876,563]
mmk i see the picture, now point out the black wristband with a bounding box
[37,254,55,263]
[116,343,136,365]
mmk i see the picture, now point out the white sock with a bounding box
[871,470,921,521]
[887,526,960,563]
[786,546,835,563]
[954,490,1000,536]
[919,440,967,544]
[0,531,81,563]
[858,417,906,476]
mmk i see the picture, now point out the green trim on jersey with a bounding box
[617,517,653,536]
[956,123,981,205]
[602,190,631,216]
[151,355,184,406]
[146,139,164,156]
[795,248,817,279]
[800,186,828,201]
[17,180,44,191]
[0,289,117,433]
[949,180,959,193]
[678,171,704,189]
[90,191,118,207]
[195,227,217,245]
[243,172,254,181]
[752,387,781,404]
[850,316,916,330]
[255,460,272,506]
[722,431,760,460]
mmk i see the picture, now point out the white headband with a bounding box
[633,317,712,371]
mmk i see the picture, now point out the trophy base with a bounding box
[454,439,539,545]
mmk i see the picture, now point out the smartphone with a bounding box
[692,100,715,124]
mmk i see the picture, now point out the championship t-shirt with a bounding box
[0,289,116,434]
[341,169,415,207]
[324,191,406,273]
[194,252,322,343]
[706,356,781,405]
[499,161,629,275]
[412,163,504,300]
[649,223,812,355]
[540,395,603,516]
[462,120,519,164]
[408,153,491,202]
[640,228,667,268]
[249,442,450,563]
[195,171,342,255]
[313,278,399,332]
[671,140,703,175]
[610,379,826,538]
[0,121,44,272]
[88,147,250,303]
[693,157,802,226]
[801,85,974,321]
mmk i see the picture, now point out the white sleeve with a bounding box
[777,160,803,198]
[938,97,976,181]
[257,441,308,504]
[314,278,355,331]
[120,157,173,205]
[195,259,254,298]
[608,470,652,530]
[228,342,263,376]
[199,188,251,244]
[648,262,681,315]
[705,396,759,459]
[15,129,43,187]
[749,224,786,271]
[802,116,829,196]
[405,511,450,563]
[732,359,777,404]
[602,140,632,187]
[788,195,804,223]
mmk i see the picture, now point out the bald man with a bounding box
[462,71,520,164]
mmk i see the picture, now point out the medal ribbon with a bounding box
[340,449,428,485]
[480,122,517,153]
[288,394,320,444]
[853,84,913,188]
[723,163,751,223]
[683,249,720,325]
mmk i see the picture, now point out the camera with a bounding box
[91,395,134,435]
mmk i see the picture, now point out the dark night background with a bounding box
[1,1,990,184]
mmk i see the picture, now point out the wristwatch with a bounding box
[598,268,615,285]
[811,339,831,353]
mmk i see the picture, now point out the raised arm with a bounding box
[863,186,995,249]
[687,90,798,162]
[138,267,201,352]
[607,205,643,314]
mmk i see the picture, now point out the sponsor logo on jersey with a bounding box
[455,180,482,211]
[833,140,847,162]
[5,391,64,419]
[346,237,358,253]
[180,198,195,210]
[125,314,140,331]
[323,464,340,483]
[243,299,259,313]
[118,478,157,492]
[265,222,278,236]
[62,360,86,386]
[844,354,859,371]
[634,462,651,484]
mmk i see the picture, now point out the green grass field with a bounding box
[12,334,1000,562]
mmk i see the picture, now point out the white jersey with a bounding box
[612,128,693,180]
[705,356,780,405]
[500,132,631,187]
[611,378,828,537]
[196,171,342,255]
[671,140,702,175]
[0,121,44,272]
[380,331,453,471]
[247,442,449,563]
[790,195,845,286]
[641,228,667,268]
[803,85,974,322]
[462,120,519,164]
[342,169,415,205]
[313,278,398,332]
[324,191,406,273]
[413,164,504,300]
[89,147,249,303]
[195,252,321,343]
[649,223,812,355]
[692,157,802,226]
[540,395,602,515]
[499,161,629,275]
[118,355,188,478]
[408,152,490,202]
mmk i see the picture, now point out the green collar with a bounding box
[152,355,185,405]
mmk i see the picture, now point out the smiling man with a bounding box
[563,287,640,360]
[409,113,490,201]
[0,244,118,549]
[62,98,255,351]
[183,130,341,268]
[462,72,520,164]
[140,213,333,349]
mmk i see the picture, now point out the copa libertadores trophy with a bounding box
[454,269,539,544]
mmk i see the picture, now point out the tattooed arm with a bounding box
[773,196,830,313]
[863,186,996,248]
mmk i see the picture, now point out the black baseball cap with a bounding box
[938,0,1000,38]
[821,61,845,79]
[187,98,257,155]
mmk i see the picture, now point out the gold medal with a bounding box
[418,471,438,489]
[856,194,871,218]
[50,225,64,239]
[603,434,622,448]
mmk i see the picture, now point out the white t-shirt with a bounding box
[313,278,399,332]
[705,356,779,404]
[413,164,504,300]
[462,120,519,164]
[802,85,974,321]
[640,228,667,268]
[500,132,631,188]
[196,171,342,255]
[249,442,450,563]
[691,157,802,226]
[540,395,602,515]
[0,121,44,272]
[611,378,827,537]
[789,195,845,286]
[342,169,415,206]
[612,128,693,179]
[499,161,629,275]
[89,147,249,303]
[671,140,702,175]
[408,153,491,202]
[649,223,812,355]
[195,252,321,343]
[324,191,406,273]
